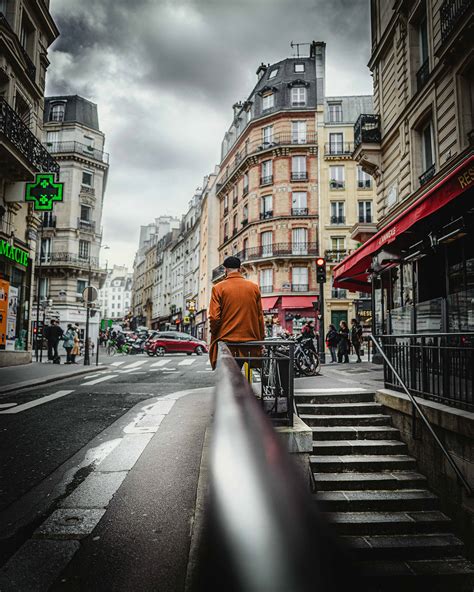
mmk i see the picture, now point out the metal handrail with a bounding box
[199,342,347,591]
[369,334,472,496]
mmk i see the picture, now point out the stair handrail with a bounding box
[369,334,472,497]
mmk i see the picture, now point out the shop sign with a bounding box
[25,173,64,211]
[0,239,29,268]
[0,279,9,348]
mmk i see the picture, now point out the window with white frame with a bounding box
[259,268,273,290]
[292,266,308,289]
[329,165,345,189]
[40,238,51,263]
[79,240,90,260]
[329,132,344,154]
[291,155,307,180]
[292,192,307,213]
[331,236,345,251]
[357,166,372,189]
[80,204,91,222]
[359,201,372,223]
[49,103,65,122]
[294,63,305,73]
[82,170,93,187]
[268,68,278,79]
[262,93,274,110]
[291,120,307,144]
[46,130,59,147]
[330,201,345,224]
[261,194,273,218]
[262,125,273,145]
[292,227,308,254]
[223,194,228,210]
[261,231,273,256]
[261,160,272,183]
[328,102,343,123]
[291,87,306,106]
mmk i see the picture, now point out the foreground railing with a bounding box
[370,334,473,496]
[192,342,350,591]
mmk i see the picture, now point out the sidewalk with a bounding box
[297,359,385,393]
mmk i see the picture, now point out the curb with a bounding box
[1,366,108,395]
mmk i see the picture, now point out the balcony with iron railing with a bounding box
[357,179,372,190]
[353,114,381,151]
[291,208,309,216]
[419,163,436,186]
[77,218,96,232]
[329,180,345,190]
[260,210,274,220]
[0,13,36,82]
[260,175,273,186]
[325,249,350,263]
[416,59,430,92]
[217,132,318,193]
[38,252,102,268]
[260,285,274,294]
[290,171,308,182]
[0,98,59,175]
[324,142,354,157]
[440,0,472,44]
[291,283,309,292]
[45,141,110,165]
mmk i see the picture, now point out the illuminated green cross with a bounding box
[25,173,64,211]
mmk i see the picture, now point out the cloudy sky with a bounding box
[46,0,373,269]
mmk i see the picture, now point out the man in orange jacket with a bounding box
[208,256,265,369]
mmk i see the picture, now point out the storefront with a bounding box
[0,238,32,360]
[261,295,317,335]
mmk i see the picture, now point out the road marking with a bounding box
[197,370,212,373]
[111,361,126,367]
[178,358,196,366]
[122,360,146,370]
[151,359,171,368]
[0,390,74,414]
[82,375,118,386]
[83,372,108,380]
[295,387,367,393]
[0,403,17,409]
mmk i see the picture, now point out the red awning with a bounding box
[333,154,474,292]
[261,296,279,311]
[281,296,316,309]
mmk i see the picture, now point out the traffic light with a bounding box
[316,257,326,283]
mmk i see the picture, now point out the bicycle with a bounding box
[106,339,129,356]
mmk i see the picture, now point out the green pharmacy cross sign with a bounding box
[25,173,64,211]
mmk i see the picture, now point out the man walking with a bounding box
[351,318,363,363]
[44,319,64,362]
[208,256,265,369]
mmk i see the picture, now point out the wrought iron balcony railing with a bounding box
[291,284,309,292]
[77,218,96,232]
[38,252,101,268]
[357,179,372,189]
[0,13,36,82]
[0,98,59,173]
[260,175,273,186]
[260,285,274,294]
[260,210,273,220]
[330,215,346,225]
[291,171,308,181]
[416,59,430,92]
[440,0,471,42]
[354,113,381,151]
[324,142,354,156]
[419,163,436,186]
[291,208,309,216]
[329,180,345,190]
[241,218,249,226]
[45,140,110,165]
[325,249,350,263]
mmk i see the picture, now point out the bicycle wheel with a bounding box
[107,344,116,356]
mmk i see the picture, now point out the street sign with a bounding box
[83,286,98,303]
[25,173,64,211]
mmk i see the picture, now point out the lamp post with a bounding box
[35,220,44,362]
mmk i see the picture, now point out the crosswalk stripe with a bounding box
[82,375,118,386]
[0,403,17,409]
[151,359,171,368]
[111,361,126,367]
[0,390,74,414]
[178,358,196,366]
[122,360,146,370]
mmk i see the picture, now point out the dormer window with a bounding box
[291,87,306,106]
[294,63,305,73]
[50,103,65,122]
[262,93,274,110]
[268,68,278,79]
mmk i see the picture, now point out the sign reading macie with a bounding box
[25,173,64,211]
[0,239,29,268]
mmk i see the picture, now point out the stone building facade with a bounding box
[99,264,132,322]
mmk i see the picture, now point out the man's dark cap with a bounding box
[223,256,241,269]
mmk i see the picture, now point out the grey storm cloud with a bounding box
[47,0,372,268]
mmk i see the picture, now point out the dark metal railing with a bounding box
[370,334,473,496]
[416,58,430,91]
[45,140,110,164]
[358,215,373,223]
[259,210,273,220]
[38,252,101,268]
[260,175,273,186]
[325,249,350,263]
[329,180,345,190]
[0,98,59,173]
[0,13,36,82]
[330,215,346,225]
[77,218,96,232]
[440,0,471,42]
[357,179,372,189]
[419,163,436,186]
[194,341,348,591]
[291,207,309,216]
[291,171,308,181]
[260,285,273,294]
[292,283,309,292]
[324,142,354,156]
[354,113,381,150]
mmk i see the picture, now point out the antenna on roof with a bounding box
[290,41,310,58]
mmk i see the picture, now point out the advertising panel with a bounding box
[6,285,18,350]
[0,279,9,349]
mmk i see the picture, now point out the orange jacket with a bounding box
[209,271,265,369]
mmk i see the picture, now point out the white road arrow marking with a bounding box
[0,390,74,414]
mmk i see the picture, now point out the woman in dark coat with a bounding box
[337,320,350,363]
[326,324,339,363]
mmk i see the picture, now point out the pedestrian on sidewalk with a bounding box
[337,320,350,364]
[351,318,363,363]
[326,324,339,363]
[63,324,76,364]
[208,256,265,370]
[44,319,64,362]
[71,324,80,363]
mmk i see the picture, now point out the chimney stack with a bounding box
[311,41,326,106]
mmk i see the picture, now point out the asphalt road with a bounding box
[0,352,214,567]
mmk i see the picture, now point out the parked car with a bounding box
[145,331,208,356]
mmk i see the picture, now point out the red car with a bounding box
[145,331,208,356]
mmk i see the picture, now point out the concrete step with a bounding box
[311,426,400,441]
[343,533,464,561]
[357,557,474,591]
[314,489,439,512]
[298,402,383,415]
[295,391,375,404]
[313,440,407,456]
[314,471,427,491]
[310,454,417,472]
[301,414,391,427]
[325,510,451,535]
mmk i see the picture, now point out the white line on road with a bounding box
[110,361,126,367]
[151,359,171,368]
[294,387,367,393]
[83,372,108,380]
[0,403,17,409]
[178,358,196,366]
[197,370,212,373]
[0,390,74,414]
[122,360,146,370]
[82,375,118,386]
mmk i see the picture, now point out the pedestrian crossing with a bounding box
[97,355,212,377]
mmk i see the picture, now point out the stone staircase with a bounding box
[297,389,474,591]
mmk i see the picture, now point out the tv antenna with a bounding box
[290,41,310,58]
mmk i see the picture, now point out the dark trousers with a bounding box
[65,347,72,363]
[353,341,362,361]
[337,347,349,363]
[47,340,59,360]
[329,346,337,362]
